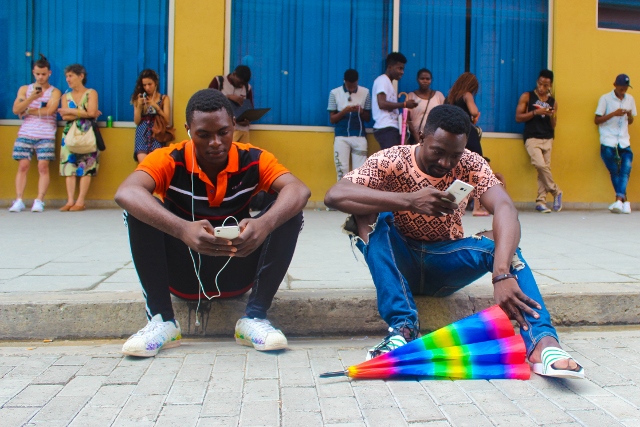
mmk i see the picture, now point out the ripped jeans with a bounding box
[352,212,558,356]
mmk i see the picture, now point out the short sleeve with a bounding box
[328,90,337,111]
[469,156,500,199]
[595,95,607,116]
[364,90,372,110]
[136,148,176,198]
[372,78,384,96]
[631,96,637,116]
[257,149,290,192]
[344,151,391,190]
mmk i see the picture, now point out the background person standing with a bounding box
[327,69,371,181]
[595,74,637,214]
[131,69,172,163]
[9,54,61,213]
[515,69,562,213]
[371,52,418,149]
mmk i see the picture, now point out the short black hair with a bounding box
[64,64,87,85]
[344,69,359,83]
[423,104,471,137]
[33,54,50,70]
[417,68,432,79]
[234,65,251,83]
[539,69,554,82]
[386,52,407,68]
[186,89,234,125]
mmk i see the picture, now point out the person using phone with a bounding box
[446,72,489,216]
[327,69,371,181]
[325,104,584,379]
[115,89,310,357]
[131,69,172,163]
[515,69,562,214]
[595,74,637,214]
[372,52,418,149]
[9,54,61,213]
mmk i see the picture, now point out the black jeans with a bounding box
[374,126,401,150]
[125,208,303,322]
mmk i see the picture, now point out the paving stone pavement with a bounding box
[3,327,640,426]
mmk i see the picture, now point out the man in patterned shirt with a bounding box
[325,104,583,378]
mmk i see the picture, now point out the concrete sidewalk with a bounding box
[0,208,639,339]
[2,328,640,426]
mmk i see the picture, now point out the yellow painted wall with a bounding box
[2,0,638,206]
[552,0,640,203]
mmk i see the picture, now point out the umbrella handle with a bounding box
[319,370,348,378]
[398,91,409,101]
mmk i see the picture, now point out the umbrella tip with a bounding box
[319,370,347,378]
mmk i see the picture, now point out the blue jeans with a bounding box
[352,212,558,357]
[601,145,633,199]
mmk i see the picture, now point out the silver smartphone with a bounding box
[443,179,475,204]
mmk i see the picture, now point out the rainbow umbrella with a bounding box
[320,305,530,380]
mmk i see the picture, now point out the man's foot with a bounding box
[622,201,631,214]
[528,337,583,379]
[553,192,563,212]
[235,317,288,351]
[535,203,551,213]
[122,314,182,357]
[9,199,25,212]
[31,199,45,213]
[366,326,418,361]
[609,200,624,213]
[532,347,585,379]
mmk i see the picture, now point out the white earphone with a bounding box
[188,129,192,139]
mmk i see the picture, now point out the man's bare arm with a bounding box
[324,179,456,217]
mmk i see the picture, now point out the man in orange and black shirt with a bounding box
[115,89,310,357]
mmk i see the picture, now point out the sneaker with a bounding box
[609,200,624,214]
[366,327,411,361]
[535,203,551,213]
[235,317,288,351]
[122,314,181,357]
[8,199,25,212]
[553,192,563,212]
[622,201,631,214]
[31,199,45,212]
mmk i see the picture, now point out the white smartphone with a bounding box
[214,225,240,239]
[443,179,475,204]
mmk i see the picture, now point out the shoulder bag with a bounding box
[65,120,97,154]
[152,96,176,144]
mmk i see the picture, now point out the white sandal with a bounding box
[531,347,584,379]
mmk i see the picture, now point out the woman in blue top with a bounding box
[131,69,171,163]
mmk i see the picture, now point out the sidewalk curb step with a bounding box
[1,290,639,340]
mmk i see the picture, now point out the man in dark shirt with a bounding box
[115,89,310,357]
[515,69,562,213]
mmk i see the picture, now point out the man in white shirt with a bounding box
[371,52,418,149]
[595,74,637,214]
[328,69,372,181]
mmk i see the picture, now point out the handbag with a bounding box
[65,120,97,154]
[93,121,106,151]
[151,96,176,144]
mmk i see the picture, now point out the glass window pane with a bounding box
[230,0,392,126]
